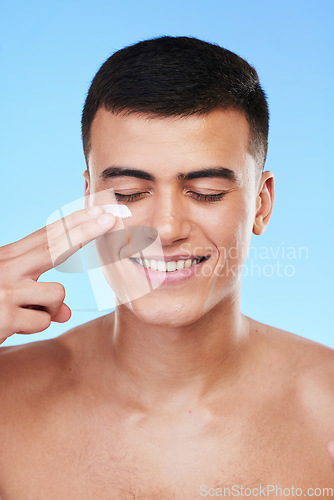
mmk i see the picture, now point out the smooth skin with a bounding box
[0,109,333,499]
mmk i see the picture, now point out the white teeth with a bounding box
[167,261,177,272]
[176,260,185,270]
[131,257,206,271]
[151,260,158,271]
[157,261,167,272]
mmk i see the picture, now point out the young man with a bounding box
[0,36,333,499]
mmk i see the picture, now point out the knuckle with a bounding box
[0,305,14,332]
[42,240,56,266]
[0,285,13,305]
[80,221,96,241]
[79,224,90,241]
[49,239,70,264]
[45,221,58,240]
[45,225,59,251]
[48,219,70,243]
[67,211,80,226]
[53,283,65,302]
[42,239,52,257]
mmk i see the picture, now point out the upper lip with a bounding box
[129,255,210,262]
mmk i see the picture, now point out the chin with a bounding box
[117,293,218,329]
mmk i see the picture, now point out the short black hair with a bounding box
[82,36,269,171]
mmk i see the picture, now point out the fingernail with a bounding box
[97,213,113,225]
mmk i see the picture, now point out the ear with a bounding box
[83,170,90,210]
[253,171,275,235]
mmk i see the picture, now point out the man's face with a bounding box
[85,108,265,326]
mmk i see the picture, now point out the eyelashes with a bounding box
[114,192,147,202]
[113,191,227,203]
[189,192,226,202]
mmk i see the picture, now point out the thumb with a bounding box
[327,440,334,471]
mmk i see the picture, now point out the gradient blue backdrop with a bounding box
[1,0,333,347]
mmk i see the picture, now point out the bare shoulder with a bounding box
[260,319,334,379]
[0,315,108,407]
[0,335,72,394]
[249,315,334,367]
[247,318,334,481]
[250,316,334,431]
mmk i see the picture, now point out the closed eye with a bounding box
[187,192,227,202]
[113,191,228,203]
[114,192,148,202]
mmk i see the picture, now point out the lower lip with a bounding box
[128,258,210,286]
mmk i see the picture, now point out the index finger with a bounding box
[0,206,103,261]
[17,207,116,279]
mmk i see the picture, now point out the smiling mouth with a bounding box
[128,256,210,272]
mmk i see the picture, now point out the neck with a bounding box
[102,293,253,409]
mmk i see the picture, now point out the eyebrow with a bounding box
[100,166,238,183]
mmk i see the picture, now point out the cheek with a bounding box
[208,197,254,272]
[209,199,250,246]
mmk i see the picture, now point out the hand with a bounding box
[0,206,115,344]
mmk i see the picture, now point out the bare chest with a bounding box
[0,407,331,500]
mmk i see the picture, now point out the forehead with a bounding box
[88,107,253,179]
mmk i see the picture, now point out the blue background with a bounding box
[1,0,333,347]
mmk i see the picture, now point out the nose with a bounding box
[149,190,192,245]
